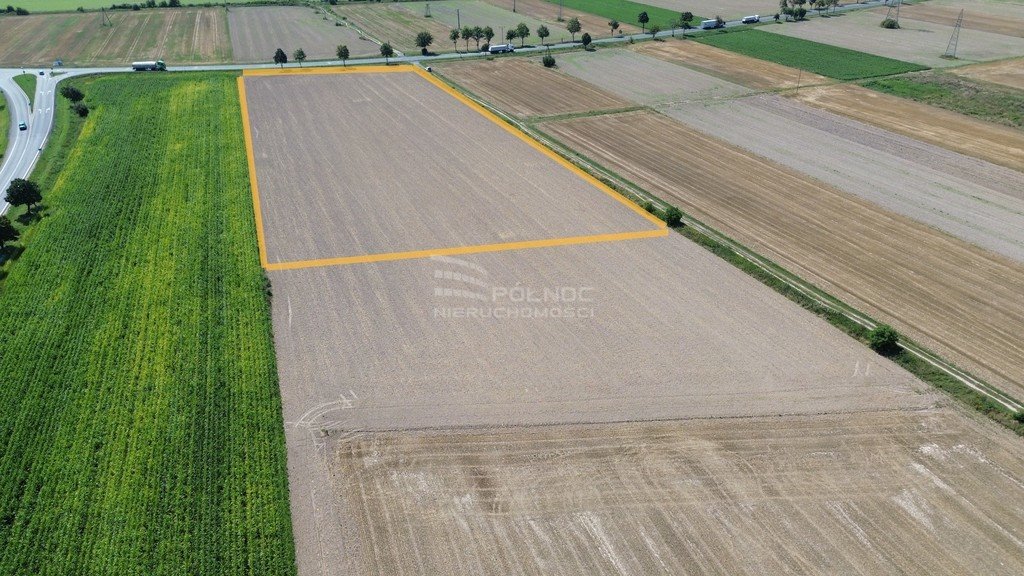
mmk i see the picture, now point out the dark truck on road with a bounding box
[131,60,166,71]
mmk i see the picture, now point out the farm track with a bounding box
[791,84,1024,173]
[542,109,1024,400]
[331,408,1024,575]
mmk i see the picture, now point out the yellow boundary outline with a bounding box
[239,65,666,271]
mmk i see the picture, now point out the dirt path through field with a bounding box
[790,84,1024,173]
[543,109,1024,399]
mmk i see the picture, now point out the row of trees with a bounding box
[779,0,840,21]
[3,5,29,15]
[440,16,587,53]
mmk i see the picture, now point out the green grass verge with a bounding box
[13,74,36,109]
[697,29,928,80]
[0,72,296,574]
[542,0,696,30]
[863,71,1024,129]
[0,93,8,162]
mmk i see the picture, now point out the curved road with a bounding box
[0,0,891,214]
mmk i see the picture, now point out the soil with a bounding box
[228,6,379,63]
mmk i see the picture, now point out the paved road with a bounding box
[0,0,891,214]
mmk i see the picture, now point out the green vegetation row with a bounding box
[863,71,1024,129]
[698,29,928,80]
[0,72,296,574]
[0,94,7,162]
[1,0,283,13]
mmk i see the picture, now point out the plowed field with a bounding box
[0,8,230,66]
[435,57,631,117]
[329,408,1024,575]
[543,109,1024,399]
[791,83,1024,173]
[952,57,1024,90]
[228,6,379,63]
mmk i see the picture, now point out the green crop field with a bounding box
[0,72,295,574]
[543,0,691,29]
[697,29,928,80]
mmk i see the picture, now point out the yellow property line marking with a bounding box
[237,76,270,269]
[239,65,666,271]
[265,229,669,272]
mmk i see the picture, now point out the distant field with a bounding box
[764,10,1024,68]
[697,29,927,80]
[228,6,379,62]
[0,72,295,573]
[862,71,1024,128]
[332,2,453,54]
[542,0,690,29]
[13,0,265,12]
[480,0,641,38]
[390,1,578,47]
[0,8,231,66]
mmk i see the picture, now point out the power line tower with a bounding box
[100,7,112,27]
[424,1,430,18]
[884,0,902,24]
[944,9,964,59]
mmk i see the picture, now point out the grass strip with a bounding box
[863,71,1024,129]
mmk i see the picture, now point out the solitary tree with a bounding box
[566,16,581,41]
[293,48,306,67]
[379,42,394,64]
[536,24,550,45]
[449,28,460,51]
[581,32,592,50]
[608,19,619,34]
[471,26,484,49]
[515,22,530,46]
[415,31,434,55]
[273,48,287,67]
[461,25,473,51]
[59,85,84,103]
[638,11,649,32]
[483,25,495,45]
[337,44,349,66]
[681,11,694,24]
[648,23,661,38]
[664,206,682,227]
[0,215,17,250]
[5,178,42,214]
[868,324,900,356]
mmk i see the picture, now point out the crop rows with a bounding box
[698,29,927,80]
[0,72,295,575]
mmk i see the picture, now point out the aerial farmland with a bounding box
[1,0,1023,573]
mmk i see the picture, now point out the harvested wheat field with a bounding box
[876,2,1024,38]
[634,38,831,90]
[328,408,1024,575]
[556,48,750,106]
[435,57,631,117]
[228,6,378,62]
[0,8,230,66]
[331,2,454,54]
[791,83,1024,172]
[542,109,1024,399]
[952,57,1024,90]
[242,68,658,266]
[765,10,1024,67]
[665,94,1024,262]
[480,0,640,37]
[273,231,934,574]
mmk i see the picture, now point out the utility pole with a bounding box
[456,8,460,29]
[558,0,563,21]
[513,0,516,13]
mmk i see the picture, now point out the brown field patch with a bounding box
[242,69,658,266]
[480,0,641,37]
[542,109,1024,399]
[0,8,230,66]
[434,57,631,117]
[327,408,1024,575]
[331,2,454,55]
[951,57,1024,90]
[875,3,1024,38]
[790,83,1024,173]
[228,6,379,63]
[664,94,1024,262]
[634,38,831,90]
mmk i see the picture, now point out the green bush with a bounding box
[664,206,683,227]
[880,18,900,29]
[542,54,556,68]
[868,324,900,356]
